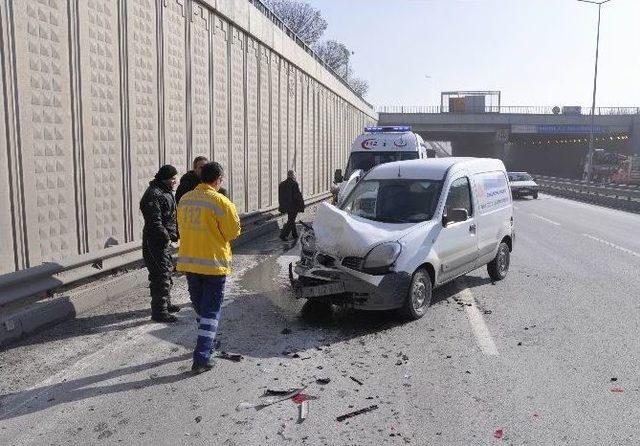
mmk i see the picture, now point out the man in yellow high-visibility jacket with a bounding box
[177,162,241,374]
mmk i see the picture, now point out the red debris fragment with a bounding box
[493,429,504,439]
[611,386,624,393]
[533,412,540,419]
[292,393,311,404]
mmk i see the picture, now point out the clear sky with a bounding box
[307,0,640,107]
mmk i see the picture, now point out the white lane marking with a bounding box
[459,283,499,356]
[530,213,561,226]
[582,234,640,259]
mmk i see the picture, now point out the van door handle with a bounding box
[469,223,477,233]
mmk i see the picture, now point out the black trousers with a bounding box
[280,212,299,239]
[142,236,173,315]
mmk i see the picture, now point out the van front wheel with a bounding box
[400,269,432,320]
[487,242,510,281]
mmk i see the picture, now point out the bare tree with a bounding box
[314,40,351,76]
[348,77,369,97]
[264,0,327,46]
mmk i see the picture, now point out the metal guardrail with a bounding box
[534,176,640,212]
[376,105,640,115]
[0,193,331,308]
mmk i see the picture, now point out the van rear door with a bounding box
[471,171,512,267]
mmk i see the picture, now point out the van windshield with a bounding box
[341,179,442,224]
[345,152,419,178]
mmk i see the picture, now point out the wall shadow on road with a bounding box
[0,303,191,353]
[0,353,193,421]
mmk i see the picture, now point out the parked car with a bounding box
[508,172,539,199]
[291,158,514,320]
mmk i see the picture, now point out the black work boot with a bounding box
[167,300,181,313]
[151,312,178,323]
[191,361,214,375]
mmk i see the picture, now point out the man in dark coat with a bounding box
[140,165,180,323]
[175,156,208,204]
[278,170,305,240]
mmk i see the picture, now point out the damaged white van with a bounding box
[291,158,514,320]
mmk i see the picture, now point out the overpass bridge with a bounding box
[378,106,640,178]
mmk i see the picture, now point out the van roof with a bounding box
[366,157,506,180]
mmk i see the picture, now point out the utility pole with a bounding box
[578,0,612,182]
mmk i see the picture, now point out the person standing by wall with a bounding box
[278,170,305,241]
[140,165,180,323]
[175,156,208,204]
[177,162,241,374]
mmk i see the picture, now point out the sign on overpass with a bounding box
[511,124,630,134]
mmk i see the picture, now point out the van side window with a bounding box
[445,177,473,217]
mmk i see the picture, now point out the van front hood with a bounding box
[313,202,428,258]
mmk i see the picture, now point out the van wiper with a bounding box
[371,216,407,223]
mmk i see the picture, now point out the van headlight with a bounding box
[362,242,402,275]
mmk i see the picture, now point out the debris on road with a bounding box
[611,377,618,382]
[237,387,308,411]
[291,393,312,404]
[195,416,202,423]
[611,386,624,393]
[484,310,492,315]
[350,376,364,386]
[316,378,331,385]
[298,399,309,423]
[336,405,379,422]
[493,428,504,439]
[281,328,292,335]
[216,351,243,362]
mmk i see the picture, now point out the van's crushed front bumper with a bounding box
[289,250,410,311]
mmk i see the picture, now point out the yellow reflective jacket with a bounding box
[177,184,241,276]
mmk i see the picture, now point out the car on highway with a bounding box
[508,171,539,199]
[291,158,514,320]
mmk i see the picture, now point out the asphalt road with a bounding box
[1,194,639,445]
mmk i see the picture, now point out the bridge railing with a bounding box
[376,105,640,115]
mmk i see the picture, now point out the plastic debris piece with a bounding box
[195,416,202,423]
[493,429,504,439]
[336,405,379,422]
[611,377,618,382]
[316,378,331,385]
[281,328,292,335]
[611,386,624,393]
[350,376,363,386]
[484,310,492,314]
[237,387,307,411]
[298,400,309,423]
[264,388,300,396]
[216,351,243,362]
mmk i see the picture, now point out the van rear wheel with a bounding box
[487,242,510,281]
[400,269,432,320]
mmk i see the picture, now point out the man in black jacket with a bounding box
[175,156,208,204]
[278,170,305,241]
[140,165,180,323]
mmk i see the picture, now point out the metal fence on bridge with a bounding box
[376,105,640,115]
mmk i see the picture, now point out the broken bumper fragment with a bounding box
[290,251,411,311]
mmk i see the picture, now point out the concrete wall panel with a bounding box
[162,0,187,172]
[78,0,125,251]
[211,14,229,168]
[258,45,271,208]
[229,26,246,213]
[12,0,78,265]
[269,52,280,205]
[190,3,211,160]
[246,37,259,213]
[127,0,159,239]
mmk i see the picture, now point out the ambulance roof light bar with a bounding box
[364,125,412,133]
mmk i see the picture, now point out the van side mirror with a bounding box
[442,208,468,227]
[334,169,343,183]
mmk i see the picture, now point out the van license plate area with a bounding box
[301,282,346,298]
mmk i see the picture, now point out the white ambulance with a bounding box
[332,126,449,204]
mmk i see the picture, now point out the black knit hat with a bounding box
[155,164,178,181]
